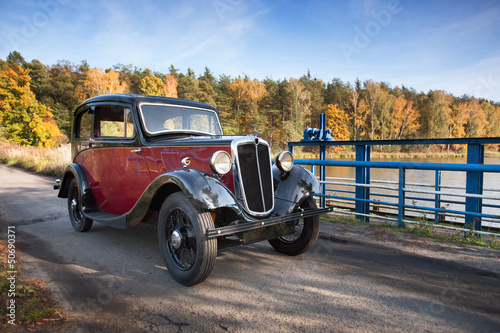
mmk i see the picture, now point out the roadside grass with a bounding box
[0,236,66,330]
[321,213,500,250]
[0,140,71,177]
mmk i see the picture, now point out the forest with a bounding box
[1,51,499,152]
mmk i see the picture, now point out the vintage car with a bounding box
[55,94,331,285]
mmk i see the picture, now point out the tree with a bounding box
[82,68,128,98]
[390,96,419,140]
[482,101,500,137]
[139,75,164,96]
[300,71,325,127]
[420,90,452,139]
[216,74,238,135]
[324,104,349,152]
[285,78,311,142]
[228,77,267,133]
[163,75,178,98]
[347,79,362,140]
[0,63,62,147]
[465,98,488,137]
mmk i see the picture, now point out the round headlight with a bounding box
[210,151,232,175]
[276,151,294,172]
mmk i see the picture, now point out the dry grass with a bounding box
[0,238,67,330]
[0,141,71,177]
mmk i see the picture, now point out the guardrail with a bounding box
[288,121,500,236]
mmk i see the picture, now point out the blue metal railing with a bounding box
[288,134,500,235]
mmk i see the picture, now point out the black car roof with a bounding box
[78,94,218,113]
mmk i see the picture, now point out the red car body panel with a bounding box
[75,147,151,215]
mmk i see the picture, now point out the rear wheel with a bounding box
[268,197,320,256]
[158,192,217,286]
[68,178,93,232]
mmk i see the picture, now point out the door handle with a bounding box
[131,148,142,154]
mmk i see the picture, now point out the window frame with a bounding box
[137,102,223,136]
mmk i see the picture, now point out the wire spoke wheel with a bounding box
[67,178,93,232]
[165,209,197,271]
[268,197,320,256]
[158,192,217,286]
[279,217,304,243]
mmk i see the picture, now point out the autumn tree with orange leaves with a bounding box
[0,62,62,147]
[324,104,349,153]
[78,68,128,100]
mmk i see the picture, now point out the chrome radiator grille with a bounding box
[233,138,274,216]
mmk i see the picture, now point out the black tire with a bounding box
[68,178,93,232]
[158,192,217,286]
[268,197,320,256]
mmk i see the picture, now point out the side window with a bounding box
[95,106,135,138]
[76,110,92,139]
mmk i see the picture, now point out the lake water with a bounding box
[316,157,500,229]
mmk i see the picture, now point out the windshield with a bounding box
[139,103,222,136]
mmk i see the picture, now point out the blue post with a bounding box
[319,144,326,208]
[355,145,371,222]
[398,168,406,228]
[465,144,484,231]
[319,114,327,208]
[434,170,442,224]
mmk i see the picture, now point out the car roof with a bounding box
[78,94,218,113]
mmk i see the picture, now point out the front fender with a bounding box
[273,165,319,215]
[127,168,247,227]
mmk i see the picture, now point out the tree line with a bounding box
[1,51,499,151]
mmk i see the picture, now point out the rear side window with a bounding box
[95,106,135,138]
[76,110,92,139]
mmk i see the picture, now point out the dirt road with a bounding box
[1,163,499,332]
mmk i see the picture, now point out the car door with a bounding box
[87,103,152,215]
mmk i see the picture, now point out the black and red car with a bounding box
[56,94,330,285]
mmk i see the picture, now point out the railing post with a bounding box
[320,144,326,208]
[355,145,370,222]
[319,113,327,208]
[465,143,484,231]
[434,170,442,224]
[398,168,406,228]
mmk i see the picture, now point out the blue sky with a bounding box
[1,0,500,102]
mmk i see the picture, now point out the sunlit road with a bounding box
[1,163,499,332]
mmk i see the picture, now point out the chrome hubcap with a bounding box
[171,230,183,250]
[71,198,78,211]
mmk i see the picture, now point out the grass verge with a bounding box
[0,236,66,330]
[321,213,500,250]
[0,141,71,177]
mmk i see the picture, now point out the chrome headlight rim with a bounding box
[275,151,294,172]
[210,150,232,176]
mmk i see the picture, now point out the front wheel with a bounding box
[158,192,217,286]
[67,178,93,232]
[268,197,320,256]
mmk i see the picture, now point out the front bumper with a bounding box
[205,206,333,241]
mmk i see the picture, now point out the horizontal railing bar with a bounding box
[325,177,500,192]
[290,137,500,146]
[325,177,437,188]
[321,181,399,191]
[403,188,500,200]
[439,184,500,193]
[296,159,500,172]
[403,204,500,219]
